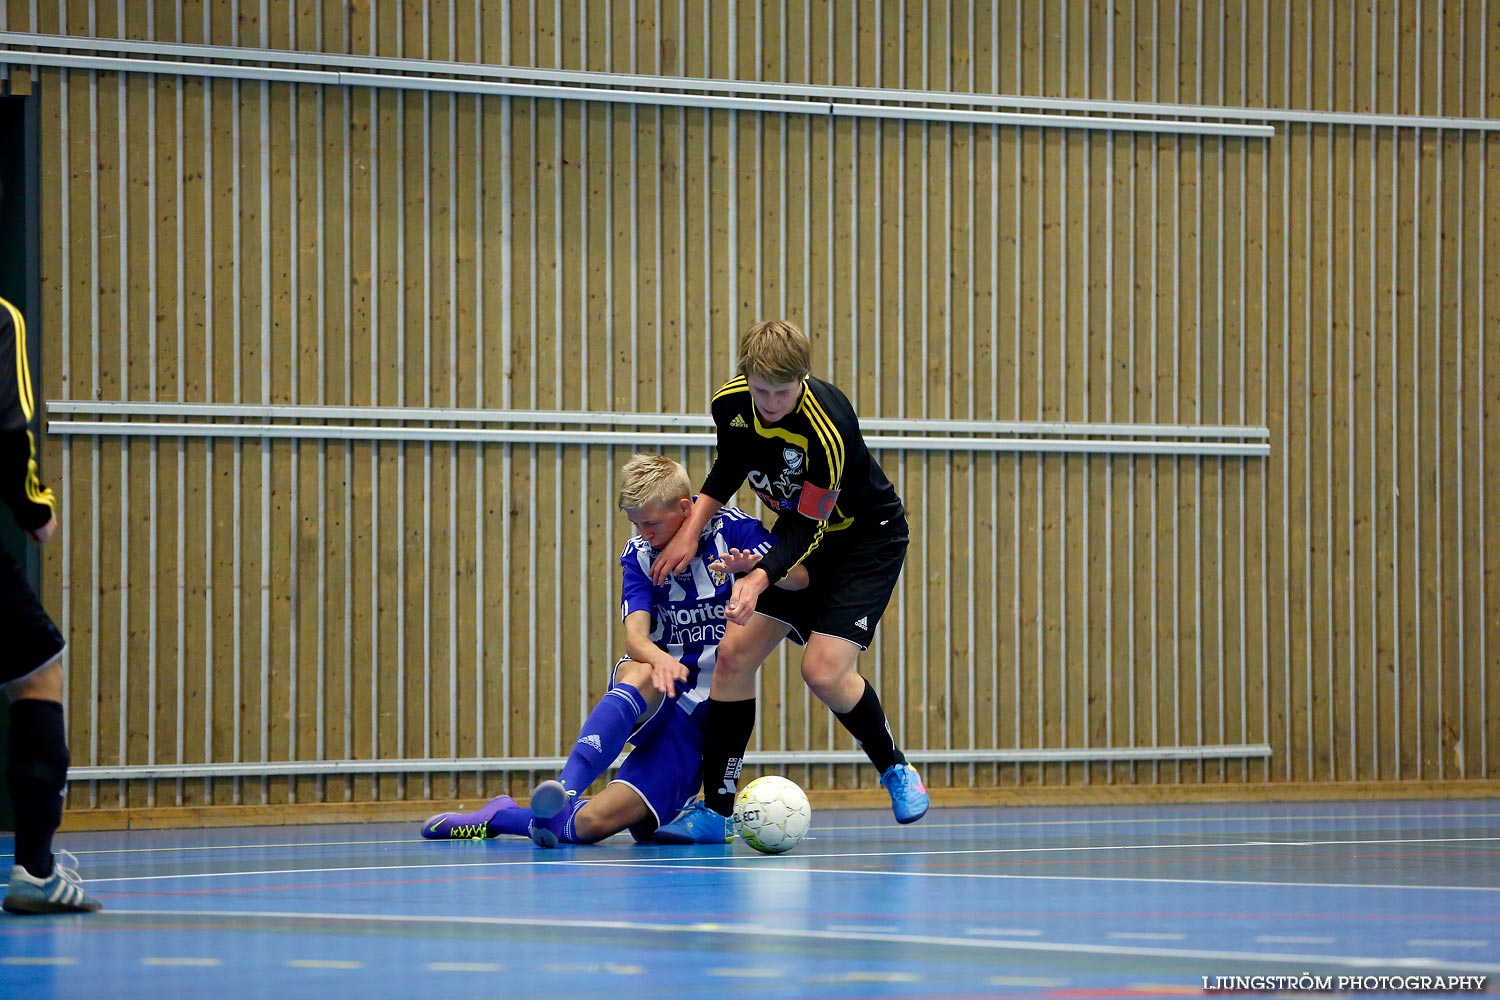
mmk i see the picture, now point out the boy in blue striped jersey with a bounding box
[421,453,806,845]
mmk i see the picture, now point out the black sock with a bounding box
[700,698,756,816]
[8,699,69,879]
[834,679,905,774]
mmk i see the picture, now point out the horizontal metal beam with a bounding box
[68,744,1272,780]
[46,400,1272,441]
[10,28,1499,132]
[0,33,1276,137]
[831,103,1270,137]
[342,69,828,115]
[46,420,1271,457]
[48,400,715,428]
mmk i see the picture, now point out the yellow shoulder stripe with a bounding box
[23,432,55,514]
[1,298,33,421]
[712,375,749,403]
[801,389,845,488]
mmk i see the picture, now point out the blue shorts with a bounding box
[608,659,708,832]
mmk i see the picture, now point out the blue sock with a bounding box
[487,807,533,838]
[557,683,647,796]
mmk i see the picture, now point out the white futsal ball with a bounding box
[733,775,812,854]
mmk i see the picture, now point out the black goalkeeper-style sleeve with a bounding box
[699,379,754,504]
[0,298,56,532]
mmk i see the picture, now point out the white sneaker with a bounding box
[3,851,103,914]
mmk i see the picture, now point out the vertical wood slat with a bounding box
[12,1,1497,811]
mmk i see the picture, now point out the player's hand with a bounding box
[28,515,57,546]
[724,570,770,626]
[709,548,763,576]
[649,524,699,586]
[649,658,690,698]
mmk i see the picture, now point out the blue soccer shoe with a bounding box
[653,799,736,844]
[879,763,930,824]
[527,779,574,849]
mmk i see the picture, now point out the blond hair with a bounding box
[618,453,692,510]
[738,320,812,384]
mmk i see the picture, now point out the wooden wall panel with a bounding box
[2,1,1495,816]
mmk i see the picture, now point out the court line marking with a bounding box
[0,956,78,966]
[809,971,922,983]
[27,809,1500,858]
[44,835,1500,894]
[141,957,221,966]
[287,958,362,969]
[1405,939,1489,948]
[594,859,1500,895]
[1108,931,1188,940]
[537,962,645,975]
[99,908,1500,975]
[824,810,1500,834]
[426,962,502,972]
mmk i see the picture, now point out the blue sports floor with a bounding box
[1,799,1497,999]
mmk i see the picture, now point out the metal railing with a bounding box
[47,401,1273,458]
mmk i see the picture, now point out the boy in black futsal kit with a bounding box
[0,295,101,913]
[649,320,928,843]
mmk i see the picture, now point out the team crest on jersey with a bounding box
[708,558,728,587]
[747,446,806,511]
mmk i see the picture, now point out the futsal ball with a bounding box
[733,775,812,854]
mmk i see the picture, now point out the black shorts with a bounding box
[0,543,66,684]
[755,514,908,650]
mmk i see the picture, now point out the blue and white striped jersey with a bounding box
[618,505,774,714]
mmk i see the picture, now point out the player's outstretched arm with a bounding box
[709,547,760,576]
[724,568,772,626]
[711,548,808,592]
[622,609,689,698]
[649,493,724,585]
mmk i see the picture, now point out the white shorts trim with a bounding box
[753,610,804,645]
[607,778,659,828]
[807,629,868,653]
[6,647,66,688]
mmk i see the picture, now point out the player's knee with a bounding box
[716,658,754,687]
[4,657,65,703]
[614,659,653,689]
[799,653,848,697]
[715,637,759,679]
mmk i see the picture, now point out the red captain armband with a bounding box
[797,482,840,521]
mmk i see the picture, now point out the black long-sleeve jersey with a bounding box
[0,297,55,533]
[700,374,903,585]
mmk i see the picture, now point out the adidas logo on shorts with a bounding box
[854,616,869,630]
